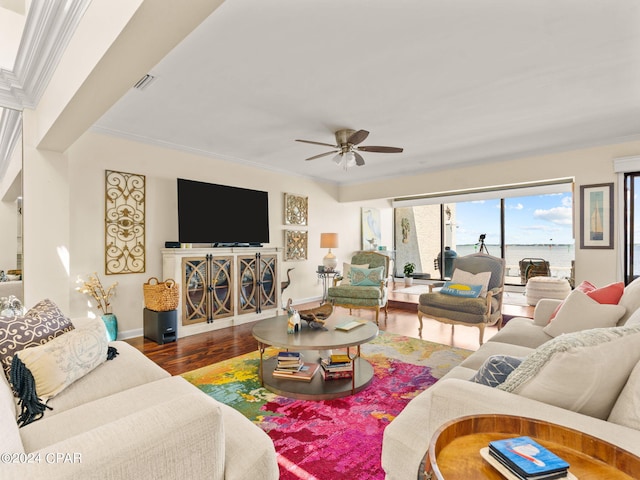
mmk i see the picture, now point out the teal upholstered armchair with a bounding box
[327,251,389,325]
[417,253,505,345]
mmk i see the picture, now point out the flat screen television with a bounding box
[177,178,270,245]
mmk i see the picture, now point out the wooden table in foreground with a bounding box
[424,414,640,480]
[251,314,379,400]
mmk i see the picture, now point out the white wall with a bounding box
[64,131,391,337]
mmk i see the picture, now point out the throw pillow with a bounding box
[608,361,640,430]
[451,269,491,297]
[350,266,384,286]
[498,325,640,419]
[470,355,523,388]
[549,281,625,321]
[0,299,75,382]
[543,290,625,337]
[440,282,483,298]
[10,320,118,427]
[341,262,369,286]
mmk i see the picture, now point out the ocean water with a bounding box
[455,244,575,279]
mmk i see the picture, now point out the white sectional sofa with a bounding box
[382,278,640,480]
[0,315,278,480]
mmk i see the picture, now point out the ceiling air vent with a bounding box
[133,74,156,90]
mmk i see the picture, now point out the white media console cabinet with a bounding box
[162,247,281,338]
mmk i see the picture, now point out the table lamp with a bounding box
[320,233,339,271]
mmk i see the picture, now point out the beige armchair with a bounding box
[327,251,389,325]
[417,253,505,345]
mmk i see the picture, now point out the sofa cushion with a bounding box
[19,376,212,451]
[340,262,368,286]
[350,266,384,286]
[470,355,523,387]
[0,298,74,381]
[608,361,640,430]
[488,317,554,349]
[542,290,625,337]
[618,276,640,325]
[451,269,491,297]
[498,325,640,419]
[45,339,170,417]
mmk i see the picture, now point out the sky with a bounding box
[453,193,574,245]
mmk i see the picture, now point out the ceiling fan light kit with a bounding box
[296,129,403,170]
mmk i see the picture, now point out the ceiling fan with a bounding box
[296,129,403,168]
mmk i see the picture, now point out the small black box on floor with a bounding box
[143,308,177,344]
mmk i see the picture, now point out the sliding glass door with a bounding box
[624,173,640,283]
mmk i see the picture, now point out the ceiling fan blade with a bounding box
[305,150,339,161]
[296,139,338,148]
[347,129,369,145]
[357,146,404,153]
[354,151,365,166]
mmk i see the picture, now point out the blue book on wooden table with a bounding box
[488,436,569,479]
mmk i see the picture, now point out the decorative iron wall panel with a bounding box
[105,170,146,274]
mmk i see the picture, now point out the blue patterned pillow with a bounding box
[440,281,483,298]
[470,355,523,388]
[350,266,384,286]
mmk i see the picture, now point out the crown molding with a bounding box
[0,0,91,110]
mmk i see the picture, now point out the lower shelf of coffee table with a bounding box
[261,352,374,400]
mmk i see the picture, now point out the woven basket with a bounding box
[143,277,180,312]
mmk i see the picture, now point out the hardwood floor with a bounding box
[127,292,533,376]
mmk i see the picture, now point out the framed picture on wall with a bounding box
[580,182,613,249]
[361,207,381,250]
[284,193,308,226]
[284,230,308,260]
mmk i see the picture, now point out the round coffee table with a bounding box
[251,314,379,400]
[424,414,640,479]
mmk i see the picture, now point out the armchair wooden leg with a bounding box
[417,311,424,335]
[478,324,485,345]
[374,307,379,325]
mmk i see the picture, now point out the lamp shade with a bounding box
[320,233,339,249]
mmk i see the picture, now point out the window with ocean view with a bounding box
[624,172,640,283]
[394,183,575,286]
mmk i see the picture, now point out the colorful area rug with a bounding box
[182,332,472,480]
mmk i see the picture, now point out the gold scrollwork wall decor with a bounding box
[284,193,308,225]
[284,230,308,261]
[105,170,146,274]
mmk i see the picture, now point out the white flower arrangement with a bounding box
[76,273,118,314]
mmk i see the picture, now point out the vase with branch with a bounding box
[77,273,118,340]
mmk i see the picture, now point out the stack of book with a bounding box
[273,351,319,382]
[484,436,570,480]
[320,353,353,380]
[275,351,303,373]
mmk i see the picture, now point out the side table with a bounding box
[423,414,640,479]
[317,270,340,303]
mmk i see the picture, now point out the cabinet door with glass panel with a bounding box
[237,253,278,315]
[182,255,234,325]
